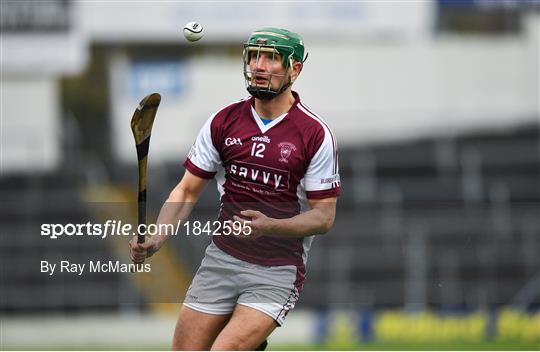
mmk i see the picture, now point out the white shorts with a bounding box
[183,242,300,326]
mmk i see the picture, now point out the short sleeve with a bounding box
[183,113,221,179]
[305,128,341,199]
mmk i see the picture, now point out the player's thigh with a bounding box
[210,304,277,351]
[172,305,231,351]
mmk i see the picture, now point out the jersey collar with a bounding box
[249,91,301,134]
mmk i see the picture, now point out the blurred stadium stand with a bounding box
[302,123,540,309]
[0,174,127,312]
[1,123,538,313]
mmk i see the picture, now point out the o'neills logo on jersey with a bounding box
[278,142,297,163]
[251,135,271,143]
[228,161,289,191]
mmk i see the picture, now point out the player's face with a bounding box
[248,50,289,90]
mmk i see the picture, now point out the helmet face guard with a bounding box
[243,28,306,101]
[243,44,295,100]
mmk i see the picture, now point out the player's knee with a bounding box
[172,314,206,350]
[172,330,213,351]
[211,336,257,351]
[171,339,183,351]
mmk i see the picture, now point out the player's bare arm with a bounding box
[130,170,209,263]
[233,197,337,239]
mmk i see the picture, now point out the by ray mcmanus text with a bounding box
[41,260,151,276]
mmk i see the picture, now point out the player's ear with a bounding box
[291,61,303,82]
[294,61,303,73]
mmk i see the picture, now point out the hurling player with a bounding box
[130,27,341,350]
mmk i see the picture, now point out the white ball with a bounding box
[183,21,204,42]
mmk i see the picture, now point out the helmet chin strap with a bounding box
[247,81,291,100]
[247,74,292,101]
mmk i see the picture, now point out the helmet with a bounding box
[243,27,307,100]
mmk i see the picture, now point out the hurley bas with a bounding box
[41,260,151,276]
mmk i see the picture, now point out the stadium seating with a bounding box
[0,123,538,312]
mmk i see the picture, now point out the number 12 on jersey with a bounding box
[251,143,265,158]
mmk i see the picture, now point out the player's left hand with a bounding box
[233,210,273,239]
[129,235,160,264]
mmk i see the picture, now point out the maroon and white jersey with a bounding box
[184,91,340,288]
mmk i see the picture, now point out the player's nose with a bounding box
[254,55,270,72]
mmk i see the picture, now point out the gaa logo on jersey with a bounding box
[225,137,243,146]
[278,142,296,163]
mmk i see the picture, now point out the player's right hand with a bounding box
[129,236,160,264]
